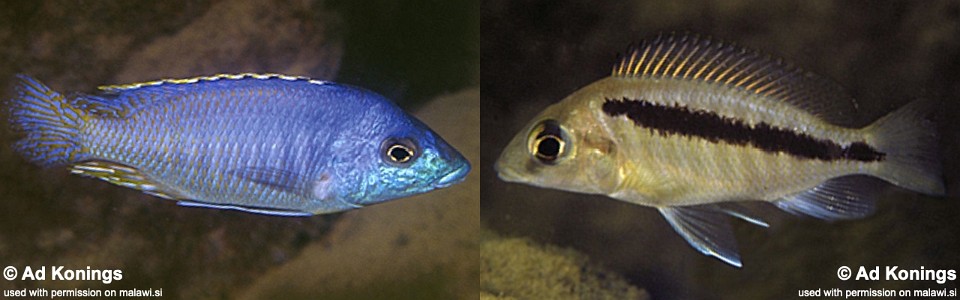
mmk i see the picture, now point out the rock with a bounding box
[481,229,648,300]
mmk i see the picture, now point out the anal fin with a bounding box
[775,175,883,220]
[71,160,185,200]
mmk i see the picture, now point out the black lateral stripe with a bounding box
[601,98,885,162]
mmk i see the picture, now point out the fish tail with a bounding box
[864,99,945,196]
[8,74,89,167]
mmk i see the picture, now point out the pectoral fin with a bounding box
[228,166,308,194]
[717,203,769,228]
[229,166,351,210]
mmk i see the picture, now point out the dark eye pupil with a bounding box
[389,145,412,162]
[536,136,561,160]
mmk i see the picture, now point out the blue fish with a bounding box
[8,73,470,216]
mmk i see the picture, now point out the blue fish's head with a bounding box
[336,97,470,207]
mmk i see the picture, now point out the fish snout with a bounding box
[430,136,470,188]
[493,147,528,183]
[435,161,470,188]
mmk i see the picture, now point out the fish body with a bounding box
[9,73,470,216]
[495,34,944,267]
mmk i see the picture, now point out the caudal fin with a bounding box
[864,99,944,196]
[8,74,88,167]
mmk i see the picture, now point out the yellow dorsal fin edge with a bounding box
[98,73,329,91]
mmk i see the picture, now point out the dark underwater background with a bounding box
[0,0,478,298]
[482,0,960,299]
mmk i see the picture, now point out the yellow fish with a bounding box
[495,33,945,267]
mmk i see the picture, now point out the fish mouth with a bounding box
[434,163,470,188]
[493,159,522,183]
[496,170,520,183]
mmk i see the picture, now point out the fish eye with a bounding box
[388,144,413,162]
[382,138,419,165]
[535,135,563,161]
[528,119,567,164]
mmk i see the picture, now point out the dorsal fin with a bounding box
[75,73,331,119]
[613,33,860,126]
[97,73,329,92]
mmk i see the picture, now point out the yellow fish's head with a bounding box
[495,97,623,196]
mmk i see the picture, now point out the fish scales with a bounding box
[9,73,470,216]
[496,33,944,267]
[88,81,316,208]
[531,77,871,207]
